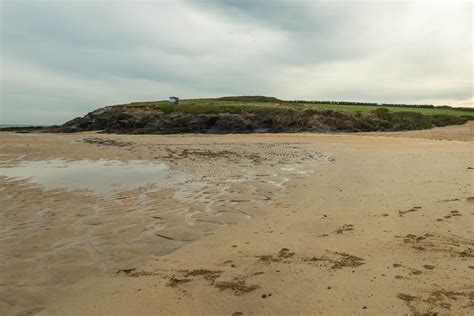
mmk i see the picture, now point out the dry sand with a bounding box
[0,122,473,315]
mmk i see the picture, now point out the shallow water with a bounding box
[0,149,337,316]
[0,159,187,193]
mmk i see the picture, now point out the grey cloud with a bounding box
[1,0,472,125]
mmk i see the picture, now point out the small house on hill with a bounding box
[169,96,179,106]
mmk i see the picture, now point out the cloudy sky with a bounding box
[1,0,472,125]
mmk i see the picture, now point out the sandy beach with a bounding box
[1,123,473,315]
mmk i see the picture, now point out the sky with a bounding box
[1,0,472,125]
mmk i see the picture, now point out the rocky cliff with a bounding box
[1,103,468,134]
[54,105,467,134]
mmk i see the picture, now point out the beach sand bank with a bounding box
[1,122,472,315]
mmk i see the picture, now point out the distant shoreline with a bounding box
[0,124,45,128]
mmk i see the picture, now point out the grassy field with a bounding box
[124,97,474,118]
[299,103,474,116]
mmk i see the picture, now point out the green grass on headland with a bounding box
[299,103,474,117]
[124,96,474,118]
[51,96,470,133]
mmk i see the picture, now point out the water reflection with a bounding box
[0,159,186,193]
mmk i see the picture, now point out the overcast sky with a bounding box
[1,0,472,125]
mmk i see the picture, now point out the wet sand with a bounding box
[0,122,473,315]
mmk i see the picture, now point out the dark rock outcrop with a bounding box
[2,105,468,134]
[54,106,352,133]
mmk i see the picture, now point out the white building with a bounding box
[169,96,179,106]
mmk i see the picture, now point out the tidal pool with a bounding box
[0,159,186,193]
